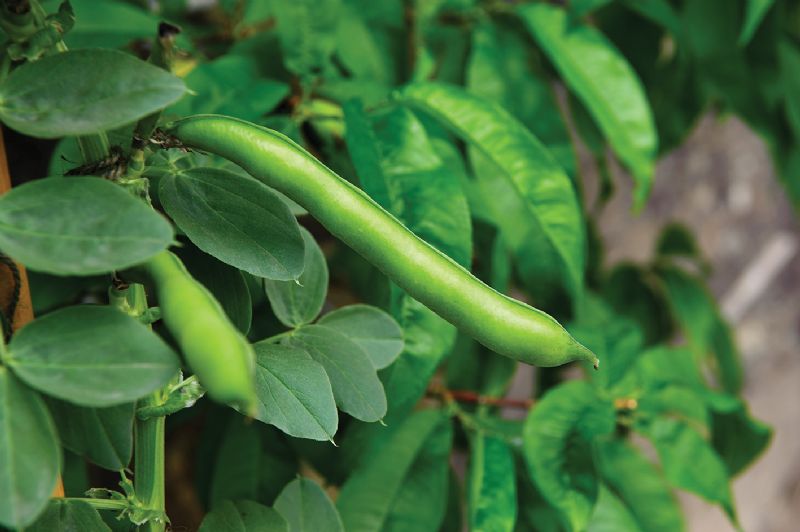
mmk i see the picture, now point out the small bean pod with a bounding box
[166,115,598,369]
[137,250,256,410]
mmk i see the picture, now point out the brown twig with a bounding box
[0,126,63,496]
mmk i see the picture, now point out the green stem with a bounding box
[77,134,111,165]
[64,498,129,512]
[262,329,294,344]
[111,284,168,532]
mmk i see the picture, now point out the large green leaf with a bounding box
[45,398,134,471]
[264,229,328,327]
[273,0,341,81]
[381,415,453,532]
[274,478,344,532]
[587,485,641,532]
[398,82,585,297]
[518,3,657,206]
[337,410,451,532]
[0,49,185,138]
[0,368,60,529]
[6,305,180,407]
[317,305,404,369]
[644,418,735,521]
[25,499,110,532]
[286,325,386,422]
[208,417,262,507]
[596,439,684,532]
[468,434,516,532]
[250,342,338,441]
[199,500,288,532]
[169,55,289,121]
[0,177,173,276]
[159,167,305,281]
[522,381,615,531]
[656,265,743,394]
[711,400,772,477]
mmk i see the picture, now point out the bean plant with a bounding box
[0,0,781,531]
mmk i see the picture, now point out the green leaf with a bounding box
[286,325,386,422]
[522,381,615,531]
[656,265,743,394]
[45,398,134,471]
[601,264,673,346]
[571,0,614,17]
[176,246,253,334]
[25,499,111,532]
[274,478,344,532]
[568,295,644,389]
[160,167,304,281]
[209,417,262,507]
[337,410,451,532]
[655,223,705,265]
[317,305,403,369]
[739,0,775,45]
[199,500,288,532]
[250,342,338,441]
[264,229,328,327]
[711,400,772,476]
[468,434,516,532]
[398,82,585,297]
[518,3,657,206]
[644,418,735,520]
[7,305,180,407]
[380,415,453,532]
[0,177,173,275]
[587,485,641,532]
[0,368,60,529]
[61,0,167,50]
[169,55,289,121]
[596,439,684,532]
[0,49,185,138]
[380,295,456,420]
[273,0,341,82]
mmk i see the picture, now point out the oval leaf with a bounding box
[0,49,185,138]
[337,410,451,532]
[264,229,328,327]
[25,499,110,532]
[468,434,517,532]
[274,478,344,532]
[7,305,180,407]
[596,439,684,532]
[45,398,134,471]
[318,305,404,369]
[398,82,585,297]
[286,324,386,422]
[160,167,304,280]
[199,500,288,532]
[250,343,338,441]
[0,368,60,529]
[0,177,173,275]
[522,381,615,532]
[517,3,657,206]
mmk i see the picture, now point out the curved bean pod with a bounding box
[166,115,598,369]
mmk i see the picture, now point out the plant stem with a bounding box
[65,498,129,512]
[111,284,168,532]
[77,134,111,165]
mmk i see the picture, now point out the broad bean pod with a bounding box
[166,115,598,369]
[136,250,256,410]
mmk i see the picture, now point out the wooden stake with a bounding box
[0,126,63,497]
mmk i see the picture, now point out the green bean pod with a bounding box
[166,115,598,369]
[138,250,256,410]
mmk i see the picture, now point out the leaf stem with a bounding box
[64,497,129,511]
